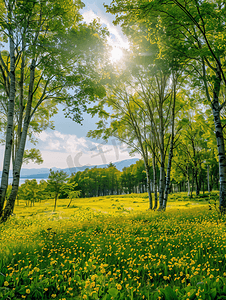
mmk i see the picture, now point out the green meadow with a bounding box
[1,192,226,300]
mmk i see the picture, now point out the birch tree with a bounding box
[88,58,183,210]
[105,0,226,212]
[0,0,107,222]
[88,80,154,209]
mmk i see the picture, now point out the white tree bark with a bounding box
[212,102,226,212]
[162,76,176,209]
[152,151,158,209]
[0,31,16,217]
[1,59,36,221]
[144,160,152,209]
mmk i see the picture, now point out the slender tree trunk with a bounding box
[0,33,16,217]
[158,96,166,209]
[163,138,174,209]
[16,39,25,155]
[152,152,158,209]
[212,103,226,212]
[202,58,226,211]
[67,198,73,208]
[195,170,200,196]
[1,60,36,222]
[207,165,210,192]
[187,179,190,196]
[190,170,194,198]
[158,127,165,208]
[203,180,205,195]
[54,194,58,211]
[159,163,165,208]
[163,77,176,209]
[145,164,152,209]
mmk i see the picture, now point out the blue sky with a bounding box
[0,0,140,170]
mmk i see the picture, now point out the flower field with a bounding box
[0,193,226,300]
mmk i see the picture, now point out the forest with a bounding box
[1,0,226,299]
[0,0,226,220]
[16,155,219,211]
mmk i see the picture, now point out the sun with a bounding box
[110,46,123,63]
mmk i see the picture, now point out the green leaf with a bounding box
[210,288,217,299]
[162,286,178,300]
[108,287,118,297]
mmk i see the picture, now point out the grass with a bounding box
[0,192,226,300]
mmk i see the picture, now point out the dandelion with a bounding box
[51,294,56,298]
[91,275,96,281]
[4,281,9,286]
[26,289,30,294]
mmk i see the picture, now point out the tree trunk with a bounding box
[187,181,190,197]
[158,96,165,209]
[0,33,16,217]
[67,198,73,208]
[203,179,205,195]
[152,151,158,209]
[1,60,36,223]
[212,102,226,212]
[195,170,200,196]
[159,163,165,208]
[186,164,190,197]
[163,138,174,209]
[203,59,226,212]
[54,194,58,211]
[190,169,194,198]
[163,76,176,209]
[16,39,25,159]
[158,125,165,208]
[207,165,210,192]
[145,164,152,209]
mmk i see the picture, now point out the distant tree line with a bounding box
[15,156,219,210]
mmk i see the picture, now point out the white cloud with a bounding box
[0,131,140,170]
[36,131,49,142]
[54,131,66,140]
[24,131,140,169]
[34,131,93,153]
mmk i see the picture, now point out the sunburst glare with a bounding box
[110,46,123,63]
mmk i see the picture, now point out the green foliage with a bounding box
[18,180,39,207]
[23,149,43,165]
[0,0,109,223]
[47,169,68,210]
[67,160,150,198]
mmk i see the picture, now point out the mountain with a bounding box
[0,158,140,180]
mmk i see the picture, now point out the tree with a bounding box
[88,78,154,208]
[60,180,81,207]
[47,169,68,211]
[67,190,81,208]
[0,0,107,222]
[17,179,39,207]
[120,166,136,194]
[105,0,226,212]
[88,52,185,210]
